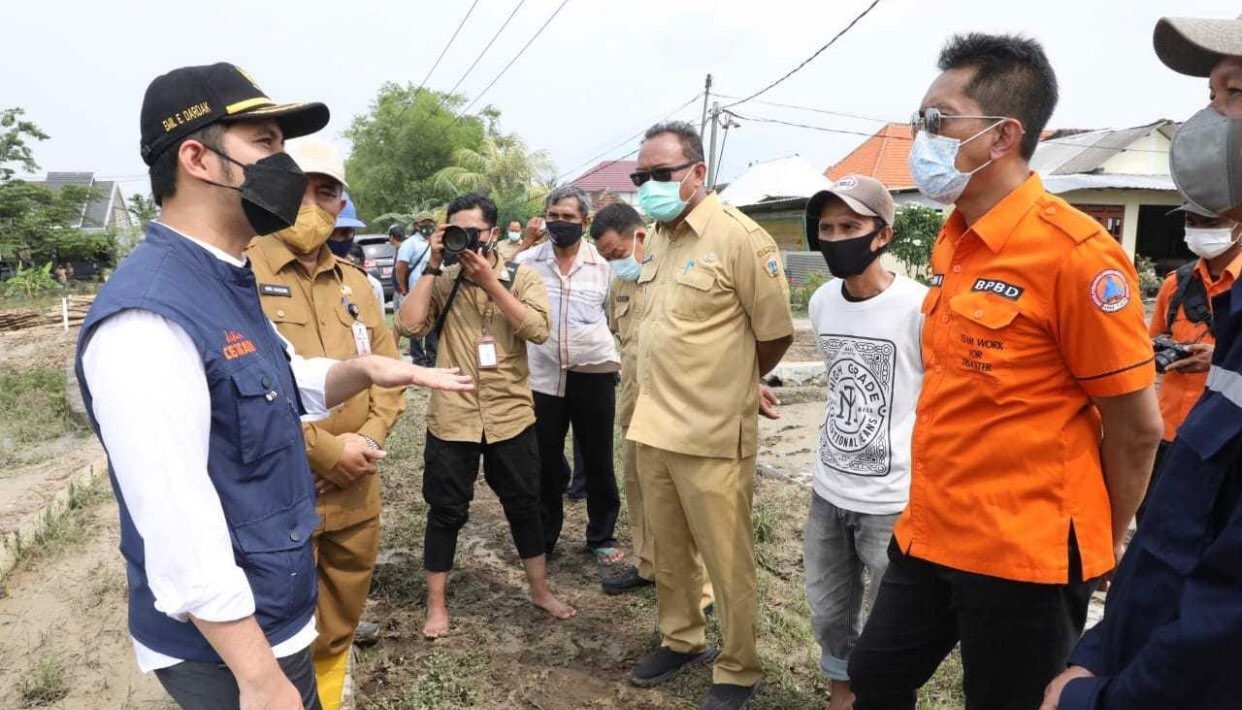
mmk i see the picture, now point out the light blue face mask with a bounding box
[907,122,1002,205]
[506,230,522,242]
[609,254,642,281]
[638,171,692,223]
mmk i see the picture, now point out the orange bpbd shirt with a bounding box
[1148,253,1242,441]
[894,174,1156,584]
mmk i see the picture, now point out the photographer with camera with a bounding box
[395,193,575,639]
[1140,203,1242,521]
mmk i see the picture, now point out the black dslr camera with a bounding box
[1153,335,1192,374]
[442,225,491,256]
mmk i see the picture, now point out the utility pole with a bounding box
[699,74,713,138]
[706,101,720,189]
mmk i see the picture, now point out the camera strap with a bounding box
[1168,262,1213,336]
[431,261,522,339]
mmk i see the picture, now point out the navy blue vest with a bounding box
[75,223,320,662]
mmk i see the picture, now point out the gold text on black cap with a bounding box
[162,102,212,133]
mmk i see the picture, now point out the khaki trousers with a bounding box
[636,443,760,687]
[312,515,380,660]
[623,434,714,608]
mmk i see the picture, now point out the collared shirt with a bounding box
[627,193,795,459]
[247,236,406,531]
[1148,250,1242,441]
[397,234,433,292]
[608,276,641,428]
[894,173,1156,585]
[398,255,550,443]
[80,227,333,672]
[516,240,619,397]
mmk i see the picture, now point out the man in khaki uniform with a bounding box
[592,202,713,609]
[246,137,406,710]
[395,192,575,639]
[626,122,794,710]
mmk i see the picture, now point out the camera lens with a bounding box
[443,225,470,254]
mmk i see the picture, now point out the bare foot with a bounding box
[828,681,855,710]
[422,604,450,638]
[531,589,576,620]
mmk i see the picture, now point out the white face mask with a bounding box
[907,122,1002,205]
[1185,226,1239,258]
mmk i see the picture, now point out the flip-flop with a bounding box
[589,546,627,566]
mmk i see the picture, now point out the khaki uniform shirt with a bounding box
[399,256,551,444]
[495,239,526,264]
[608,276,641,428]
[246,236,407,530]
[627,194,794,459]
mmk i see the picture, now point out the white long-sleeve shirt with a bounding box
[80,228,334,672]
[516,241,619,397]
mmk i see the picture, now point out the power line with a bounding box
[441,0,528,100]
[716,94,895,124]
[441,0,574,135]
[722,0,883,109]
[415,0,481,95]
[554,93,703,183]
[724,109,1173,155]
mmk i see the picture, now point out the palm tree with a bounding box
[432,133,554,223]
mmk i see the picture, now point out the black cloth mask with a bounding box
[818,230,885,277]
[206,149,308,236]
[546,220,584,248]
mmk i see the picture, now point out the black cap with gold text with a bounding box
[139,63,329,166]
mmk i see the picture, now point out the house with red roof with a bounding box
[569,160,638,210]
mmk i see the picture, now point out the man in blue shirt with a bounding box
[1042,15,1242,709]
[395,211,437,366]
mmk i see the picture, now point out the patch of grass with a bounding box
[16,479,105,565]
[362,650,485,710]
[753,500,778,547]
[17,655,69,708]
[0,365,83,468]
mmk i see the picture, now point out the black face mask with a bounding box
[206,149,308,236]
[327,238,353,258]
[818,230,884,277]
[546,220,584,248]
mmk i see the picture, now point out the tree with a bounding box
[0,107,49,183]
[344,84,488,223]
[0,108,118,272]
[432,130,554,227]
[890,204,945,283]
[127,193,159,226]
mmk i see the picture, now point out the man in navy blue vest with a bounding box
[75,63,471,710]
[1042,16,1242,710]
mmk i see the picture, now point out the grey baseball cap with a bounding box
[1170,106,1242,222]
[1155,15,1242,77]
[805,175,896,243]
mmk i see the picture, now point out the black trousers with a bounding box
[154,647,320,709]
[422,427,545,572]
[849,540,1096,710]
[534,371,619,554]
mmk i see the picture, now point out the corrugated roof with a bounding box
[718,156,832,207]
[1041,173,1176,194]
[1031,120,1173,175]
[825,123,914,189]
[570,160,638,193]
[27,172,126,231]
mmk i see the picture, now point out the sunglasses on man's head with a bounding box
[910,107,1011,139]
[629,161,697,188]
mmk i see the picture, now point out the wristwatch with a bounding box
[423,266,443,277]
[362,436,379,450]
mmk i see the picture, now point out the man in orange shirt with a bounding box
[1139,204,1242,520]
[848,33,1164,710]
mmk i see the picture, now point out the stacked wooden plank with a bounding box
[0,296,94,332]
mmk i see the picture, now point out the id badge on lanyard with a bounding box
[476,299,498,369]
[342,291,371,356]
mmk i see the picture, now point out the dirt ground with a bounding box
[0,388,967,709]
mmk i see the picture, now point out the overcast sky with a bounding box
[4,0,1238,200]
